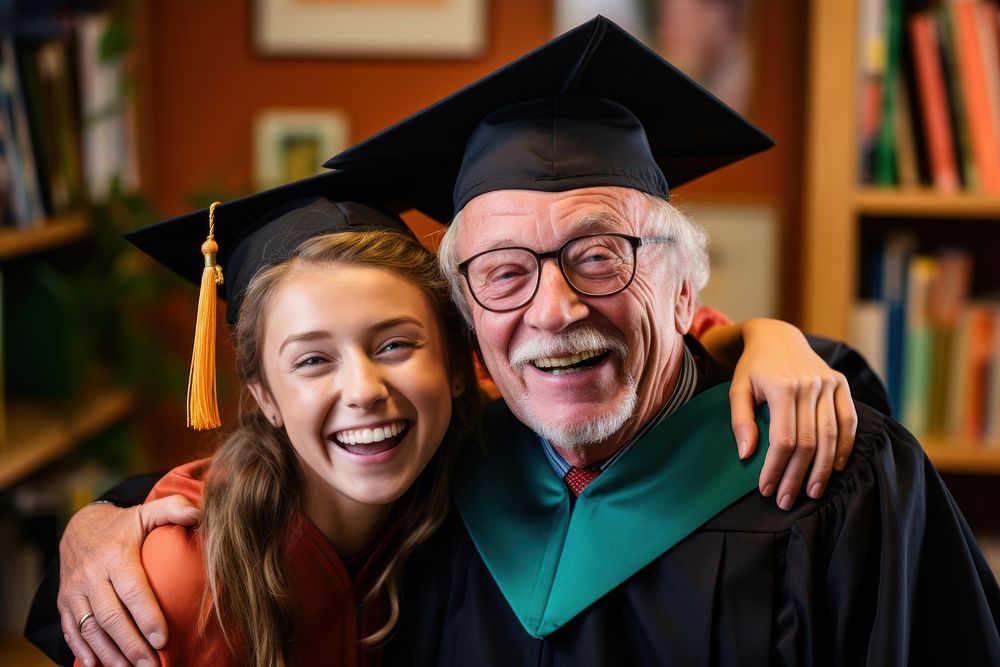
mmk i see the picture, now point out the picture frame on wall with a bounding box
[555,0,758,114]
[679,199,780,322]
[253,110,350,190]
[254,0,487,57]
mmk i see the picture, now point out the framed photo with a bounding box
[254,0,487,57]
[555,0,758,113]
[680,200,779,322]
[253,110,350,189]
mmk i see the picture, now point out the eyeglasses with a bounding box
[457,233,673,313]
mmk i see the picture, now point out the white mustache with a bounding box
[509,328,629,367]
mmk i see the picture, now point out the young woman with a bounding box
[125,228,484,666]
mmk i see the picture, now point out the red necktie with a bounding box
[564,466,601,496]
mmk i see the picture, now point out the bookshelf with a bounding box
[0,214,88,261]
[0,4,145,660]
[0,387,136,491]
[803,0,1000,473]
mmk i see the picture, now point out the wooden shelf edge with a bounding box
[0,214,90,262]
[921,438,1000,475]
[0,634,55,666]
[0,388,136,491]
[854,188,1000,218]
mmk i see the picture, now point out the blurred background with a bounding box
[0,1,997,662]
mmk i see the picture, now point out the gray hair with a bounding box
[437,190,710,327]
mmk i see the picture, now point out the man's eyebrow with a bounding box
[575,212,628,234]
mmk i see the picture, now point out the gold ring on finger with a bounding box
[78,611,95,633]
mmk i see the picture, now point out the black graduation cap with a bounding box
[125,168,414,327]
[325,15,775,221]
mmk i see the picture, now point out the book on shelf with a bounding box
[900,256,937,435]
[938,299,999,443]
[878,232,917,417]
[893,75,920,187]
[927,249,973,434]
[935,3,977,190]
[0,36,43,227]
[850,300,889,385]
[14,37,86,218]
[874,0,904,185]
[856,0,887,183]
[907,11,960,192]
[985,308,1000,446]
[958,303,997,441]
[952,0,1000,193]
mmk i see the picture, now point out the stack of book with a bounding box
[858,0,1000,193]
[0,10,138,228]
[852,233,1000,444]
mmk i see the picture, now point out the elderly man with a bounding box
[29,16,999,667]
[322,16,997,665]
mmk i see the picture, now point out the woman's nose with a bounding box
[340,356,389,409]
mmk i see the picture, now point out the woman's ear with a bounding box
[248,382,283,428]
[451,375,466,399]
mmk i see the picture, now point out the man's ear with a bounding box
[248,382,283,428]
[674,277,696,335]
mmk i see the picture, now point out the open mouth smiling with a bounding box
[531,349,609,375]
[332,420,410,455]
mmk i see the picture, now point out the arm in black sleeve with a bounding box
[23,471,165,666]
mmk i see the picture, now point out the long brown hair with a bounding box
[200,230,484,666]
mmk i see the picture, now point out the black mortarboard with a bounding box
[125,169,414,327]
[325,15,775,221]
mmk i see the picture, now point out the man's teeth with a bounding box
[532,349,602,370]
[334,421,407,445]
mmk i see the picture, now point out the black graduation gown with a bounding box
[385,397,1000,667]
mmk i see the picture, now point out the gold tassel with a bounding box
[187,201,225,430]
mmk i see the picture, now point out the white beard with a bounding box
[518,380,639,448]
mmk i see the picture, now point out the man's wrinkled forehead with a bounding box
[456,186,649,251]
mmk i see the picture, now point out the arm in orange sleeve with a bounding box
[145,458,210,506]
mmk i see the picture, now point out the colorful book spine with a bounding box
[908,13,961,192]
[953,0,1000,193]
[882,232,917,416]
[875,0,903,185]
[901,256,938,436]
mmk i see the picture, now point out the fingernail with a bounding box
[761,483,774,497]
[835,456,846,471]
[148,631,165,648]
[779,494,793,510]
[137,659,154,667]
[809,482,823,498]
[738,440,749,459]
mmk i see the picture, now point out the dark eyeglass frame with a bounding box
[456,232,673,313]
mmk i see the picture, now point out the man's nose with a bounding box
[522,260,589,331]
[340,356,389,409]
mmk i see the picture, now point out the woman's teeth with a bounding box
[334,420,407,445]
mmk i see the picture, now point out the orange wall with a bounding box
[138,1,808,308]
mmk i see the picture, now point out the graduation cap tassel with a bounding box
[187,201,225,430]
